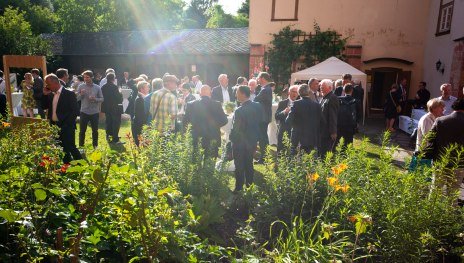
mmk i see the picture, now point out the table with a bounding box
[398,115,418,134]
[121,89,132,112]
[12,92,23,116]
[411,109,427,121]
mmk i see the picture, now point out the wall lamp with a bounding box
[436,60,445,74]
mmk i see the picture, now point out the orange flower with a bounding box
[2,122,11,128]
[307,172,320,183]
[60,164,70,173]
[336,184,350,193]
[338,163,348,172]
[327,177,338,187]
[331,163,348,175]
[347,215,357,223]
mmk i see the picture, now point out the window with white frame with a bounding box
[436,0,454,35]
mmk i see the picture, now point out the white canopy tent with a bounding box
[290,56,367,124]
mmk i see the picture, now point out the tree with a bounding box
[237,0,249,18]
[0,7,50,58]
[0,0,57,34]
[206,4,248,28]
[182,0,218,29]
[266,26,302,86]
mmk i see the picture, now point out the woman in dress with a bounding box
[21,73,35,118]
[384,83,399,132]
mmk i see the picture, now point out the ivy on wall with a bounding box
[266,23,348,89]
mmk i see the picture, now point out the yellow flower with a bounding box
[327,177,338,187]
[336,184,350,193]
[307,172,319,183]
[2,122,11,128]
[331,166,340,175]
[331,163,348,175]
[338,163,348,172]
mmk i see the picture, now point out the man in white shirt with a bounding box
[192,75,203,94]
[211,74,235,103]
[416,98,444,151]
[437,83,457,116]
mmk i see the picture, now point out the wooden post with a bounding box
[56,227,63,263]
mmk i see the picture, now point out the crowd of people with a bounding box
[0,67,463,196]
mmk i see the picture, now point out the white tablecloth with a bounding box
[398,115,418,134]
[268,103,278,145]
[121,89,132,112]
[411,109,427,121]
[220,103,279,145]
[12,92,23,116]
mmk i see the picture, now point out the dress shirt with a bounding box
[52,87,63,122]
[416,112,436,151]
[221,86,230,103]
[77,83,104,115]
[438,95,457,116]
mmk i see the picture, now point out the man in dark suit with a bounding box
[42,74,82,164]
[275,85,299,153]
[211,74,235,103]
[132,81,150,146]
[0,93,6,119]
[56,68,70,87]
[337,84,357,147]
[32,68,45,119]
[254,72,274,163]
[183,85,228,161]
[286,84,321,155]
[319,79,340,157]
[426,99,464,203]
[230,85,262,192]
[101,72,123,143]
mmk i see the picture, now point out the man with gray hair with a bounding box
[436,83,457,116]
[319,79,339,157]
[286,84,321,155]
[212,74,235,103]
[275,85,299,153]
[307,78,320,103]
[99,68,118,87]
[248,79,258,101]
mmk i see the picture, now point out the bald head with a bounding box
[248,79,257,92]
[200,85,212,97]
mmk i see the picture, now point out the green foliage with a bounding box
[237,0,250,18]
[182,0,218,29]
[267,26,303,86]
[301,22,347,67]
[0,7,51,57]
[1,122,463,262]
[267,23,347,86]
[206,4,248,28]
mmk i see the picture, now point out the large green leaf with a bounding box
[34,189,47,201]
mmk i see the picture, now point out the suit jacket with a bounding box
[334,86,343,96]
[320,91,340,137]
[132,93,146,129]
[307,90,321,103]
[32,76,44,100]
[286,97,321,148]
[395,84,407,102]
[183,96,228,143]
[211,86,235,103]
[230,100,262,147]
[254,83,273,123]
[426,111,464,164]
[275,99,292,145]
[42,87,79,129]
[0,93,6,118]
[101,82,123,114]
